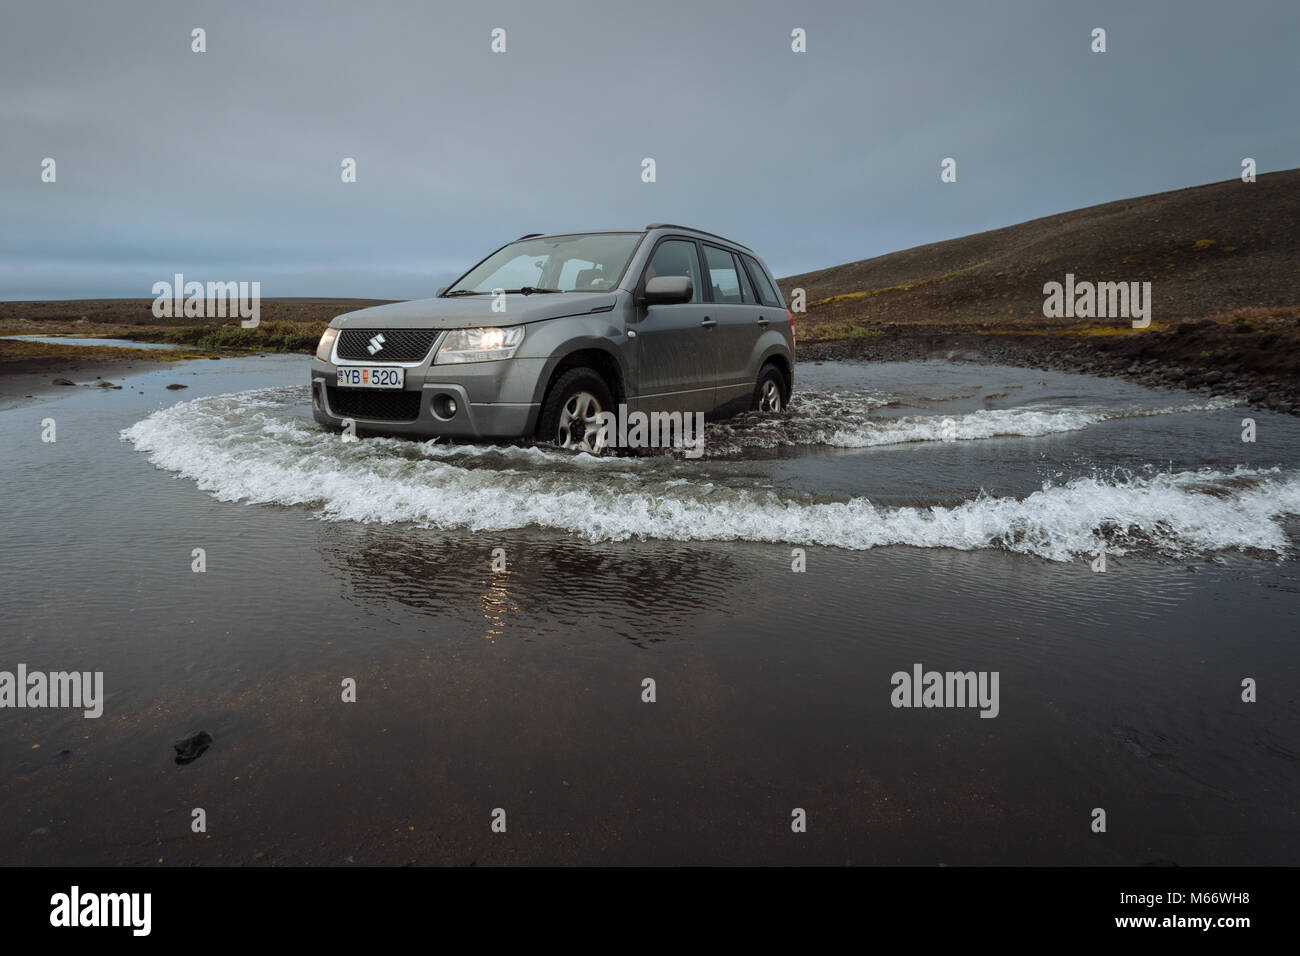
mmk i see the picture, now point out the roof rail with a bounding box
[644,223,752,251]
[515,233,543,241]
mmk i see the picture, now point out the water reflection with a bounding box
[311,524,740,648]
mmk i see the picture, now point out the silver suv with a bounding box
[310,225,795,452]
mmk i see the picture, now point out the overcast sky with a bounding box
[2,0,1297,300]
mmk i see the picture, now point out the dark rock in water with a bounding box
[95,381,121,389]
[173,730,213,765]
[52,378,76,386]
[165,383,188,390]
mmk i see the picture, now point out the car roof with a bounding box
[513,225,756,254]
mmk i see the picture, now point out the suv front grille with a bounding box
[326,386,422,422]
[336,328,439,362]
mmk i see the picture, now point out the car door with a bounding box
[741,250,788,365]
[632,238,716,414]
[702,243,761,410]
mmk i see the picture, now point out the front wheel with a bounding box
[537,367,615,454]
[752,364,787,413]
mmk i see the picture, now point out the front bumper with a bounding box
[310,350,546,440]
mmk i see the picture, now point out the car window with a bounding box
[558,258,607,289]
[733,252,757,303]
[742,254,782,307]
[446,232,641,294]
[485,254,545,291]
[703,245,743,304]
[643,239,702,303]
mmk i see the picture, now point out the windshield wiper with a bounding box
[441,289,484,297]
[516,287,563,295]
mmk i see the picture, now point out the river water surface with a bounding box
[1,354,1297,865]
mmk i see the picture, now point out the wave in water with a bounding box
[121,388,1293,561]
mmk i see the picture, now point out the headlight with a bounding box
[316,327,339,362]
[436,326,525,364]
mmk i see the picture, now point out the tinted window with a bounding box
[733,252,757,303]
[703,244,743,304]
[644,239,702,303]
[742,254,781,307]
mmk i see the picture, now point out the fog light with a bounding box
[431,394,459,420]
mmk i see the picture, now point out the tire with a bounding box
[536,367,615,454]
[752,363,787,413]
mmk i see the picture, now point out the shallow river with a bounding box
[1,354,1296,864]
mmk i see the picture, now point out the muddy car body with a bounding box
[309,225,795,450]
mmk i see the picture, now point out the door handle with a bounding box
[700,317,717,329]
[757,316,769,326]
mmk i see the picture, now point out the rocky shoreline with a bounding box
[800,319,1300,416]
[5,311,1298,418]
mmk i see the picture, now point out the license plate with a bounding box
[336,366,405,389]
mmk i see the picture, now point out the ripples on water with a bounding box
[120,380,1298,563]
[4,357,1298,866]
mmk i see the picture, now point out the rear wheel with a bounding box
[537,367,615,454]
[752,363,787,413]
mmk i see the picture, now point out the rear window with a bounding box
[733,252,757,303]
[742,254,782,308]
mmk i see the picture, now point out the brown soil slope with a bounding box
[779,169,1299,333]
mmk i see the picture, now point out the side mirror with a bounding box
[643,275,693,305]
[436,286,448,297]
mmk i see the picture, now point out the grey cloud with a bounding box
[1,0,1297,299]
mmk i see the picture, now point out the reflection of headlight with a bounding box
[316,327,339,361]
[436,326,525,364]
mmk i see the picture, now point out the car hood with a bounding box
[329,294,620,330]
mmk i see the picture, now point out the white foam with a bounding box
[121,387,1297,561]
[706,394,1237,454]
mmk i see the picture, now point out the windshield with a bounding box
[444,233,643,294]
